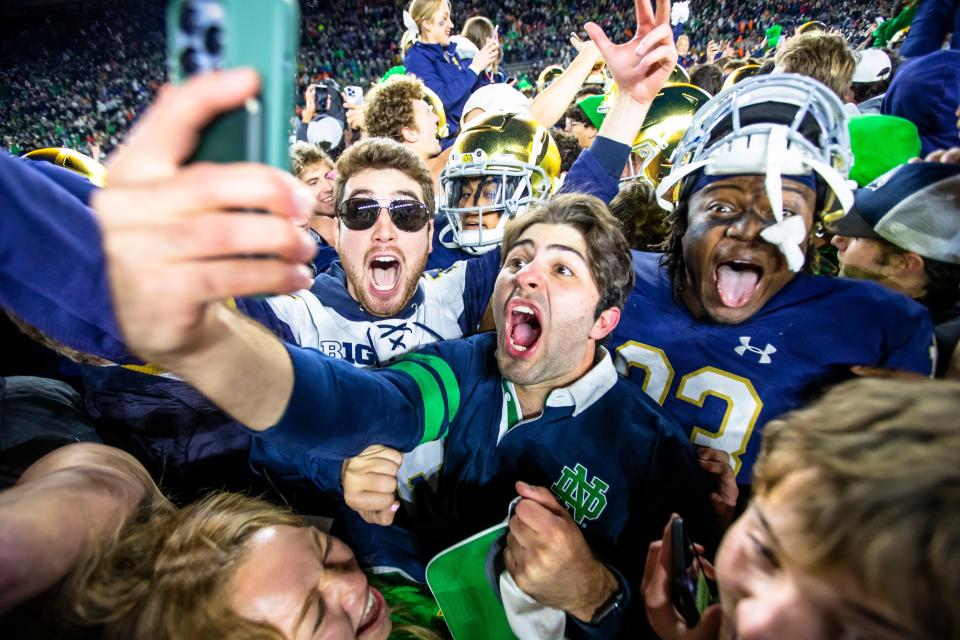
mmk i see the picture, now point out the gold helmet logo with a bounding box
[536,64,565,93]
[721,64,761,91]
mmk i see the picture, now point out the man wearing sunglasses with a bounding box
[233,137,503,510]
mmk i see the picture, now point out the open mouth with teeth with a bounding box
[356,586,389,636]
[506,303,543,357]
[716,260,764,308]
[368,255,401,296]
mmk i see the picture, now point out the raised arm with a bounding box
[528,37,604,128]
[0,444,163,614]
[91,70,316,429]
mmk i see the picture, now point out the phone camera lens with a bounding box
[180,47,201,75]
[179,3,199,32]
[204,25,224,55]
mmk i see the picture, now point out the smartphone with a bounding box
[312,82,329,112]
[344,85,364,105]
[670,517,717,627]
[166,0,300,171]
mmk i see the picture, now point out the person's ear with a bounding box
[334,216,342,251]
[401,125,419,144]
[426,216,434,254]
[589,306,621,341]
[900,251,926,277]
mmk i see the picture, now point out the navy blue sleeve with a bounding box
[460,247,500,334]
[19,157,99,206]
[404,46,480,111]
[557,137,628,205]
[566,564,632,639]
[232,296,297,343]
[878,297,936,376]
[901,0,959,57]
[0,152,131,361]
[261,341,464,462]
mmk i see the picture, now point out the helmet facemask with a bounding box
[438,111,560,255]
[440,150,550,254]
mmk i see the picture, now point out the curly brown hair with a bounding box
[363,75,427,142]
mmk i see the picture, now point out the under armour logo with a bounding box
[377,322,413,351]
[735,337,777,364]
[551,463,609,526]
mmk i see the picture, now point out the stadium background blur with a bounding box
[0,0,893,157]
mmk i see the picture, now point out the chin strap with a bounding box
[438,221,459,250]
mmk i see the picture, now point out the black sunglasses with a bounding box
[337,197,430,233]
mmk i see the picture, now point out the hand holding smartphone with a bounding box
[670,517,718,627]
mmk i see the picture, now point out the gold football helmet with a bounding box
[721,64,761,91]
[422,85,450,139]
[440,112,560,254]
[536,64,564,93]
[668,64,691,84]
[797,20,828,35]
[621,83,712,188]
[23,147,106,186]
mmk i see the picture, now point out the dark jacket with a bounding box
[404,41,489,145]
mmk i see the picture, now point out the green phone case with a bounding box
[166,0,300,171]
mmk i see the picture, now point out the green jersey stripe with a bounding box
[388,360,446,445]
[400,353,461,423]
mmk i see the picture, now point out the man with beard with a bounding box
[31,1,716,635]
[236,137,500,501]
[608,74,935,487]
[829,163,960,378]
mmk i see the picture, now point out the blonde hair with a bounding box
[290,141,333,179]
[64,492,299,639]
[64,492,441,639]
[775,32,855,98]
[403,0,449,53]
[753,378,960,640]
[408,0,448,31]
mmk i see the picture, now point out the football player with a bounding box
[609,74,935,484]
[435,111,560,259]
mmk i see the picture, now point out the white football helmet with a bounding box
[656,73,855,272]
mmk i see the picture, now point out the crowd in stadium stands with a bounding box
[1,0,896,157]
[2,0,960,637]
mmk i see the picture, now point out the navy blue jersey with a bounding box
[428,213,477,270]
[612,252,936,482]
[264,332,715,633]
